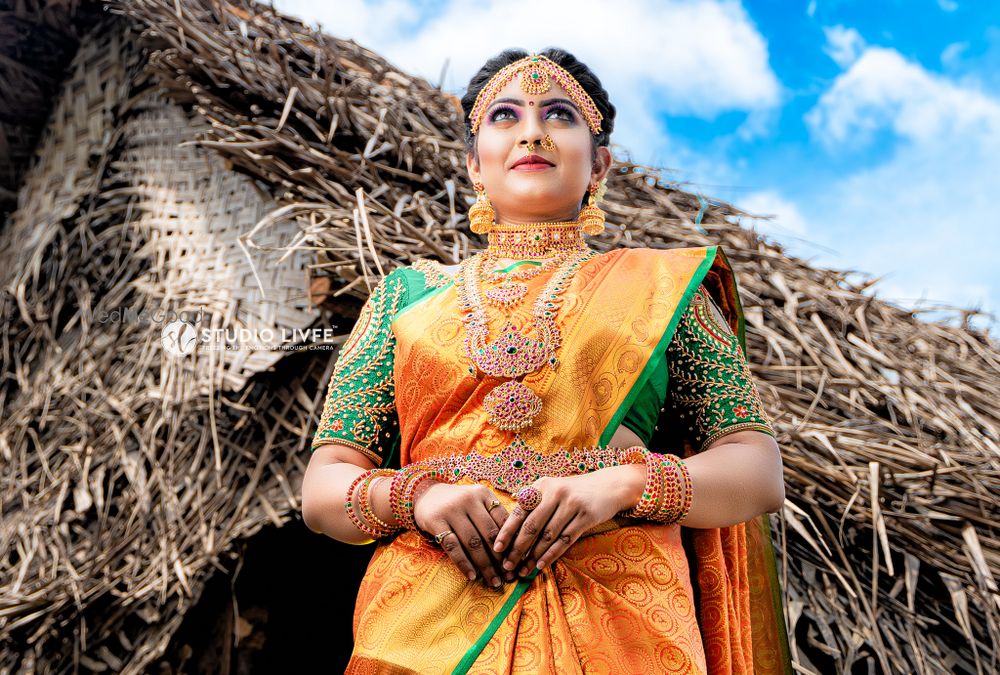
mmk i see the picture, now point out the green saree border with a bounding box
[452,247,718,672]
[706,248,793,674]
[598,246,718,447]
[757,513,794,674]
[451,568,541,675]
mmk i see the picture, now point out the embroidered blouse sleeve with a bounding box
[310,270,407,465]
[665,284,774,452]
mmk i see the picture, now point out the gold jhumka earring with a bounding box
[468,181,494,235]
[578,177,607,235]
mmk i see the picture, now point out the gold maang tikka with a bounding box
[469,55,603,135]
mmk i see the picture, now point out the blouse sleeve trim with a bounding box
[311,270,406,462]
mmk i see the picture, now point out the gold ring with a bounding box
[434,530,454,545]
[487,499,501,513]
[515,486,542,512]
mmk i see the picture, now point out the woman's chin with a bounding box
[502,181,572,203]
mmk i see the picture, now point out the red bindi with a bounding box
[528,101,534,106]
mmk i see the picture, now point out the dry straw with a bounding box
[0,0,996,673]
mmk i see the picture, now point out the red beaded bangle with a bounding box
[389,464,427,526]
[399,469,448,532]
[359,471,399,535]
[624,451,664,519]
[345,470,396,539]
[674,458,694,523]
[651,456,681,522]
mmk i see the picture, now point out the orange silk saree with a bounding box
[345,246,792,674]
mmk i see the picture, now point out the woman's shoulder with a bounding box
[609,245,720,271]
[619,244,718,258]
[403,258,456,289]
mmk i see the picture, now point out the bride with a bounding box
[301,47,792,674]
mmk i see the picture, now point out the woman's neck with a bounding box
[485,219,585,261]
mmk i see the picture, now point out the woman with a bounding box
[301,47,792,674]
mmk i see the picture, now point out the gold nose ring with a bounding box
[541,135,555,151]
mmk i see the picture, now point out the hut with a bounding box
[1,1,997,673]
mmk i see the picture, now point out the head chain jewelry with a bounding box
[470,54,603,135]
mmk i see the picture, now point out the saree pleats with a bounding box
[346,246,792,674]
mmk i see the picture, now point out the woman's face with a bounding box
[467,77,612,224]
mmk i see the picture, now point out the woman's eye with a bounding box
[546,105,576,122]
[489,106,517,123]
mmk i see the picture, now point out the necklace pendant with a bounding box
[478,319,548,377]
[484,282,528,310]
[483,380,543,431]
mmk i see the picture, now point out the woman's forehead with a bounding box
[490,77,572,105]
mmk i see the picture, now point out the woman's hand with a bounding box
[413,482,510,589]
[492,465,646,579]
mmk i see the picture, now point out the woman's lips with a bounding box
[511,161,555,171]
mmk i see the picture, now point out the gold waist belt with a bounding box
[414,442,647,495]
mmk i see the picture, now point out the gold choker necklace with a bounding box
[485,221,587,259]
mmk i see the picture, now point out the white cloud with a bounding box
[811,134,999,319]
[822,25,866,68]
[938,0,958,12]
[738,191,810,238]
[272,0,783,169]
[805,46,1000,150]
[941,41,969,69]
[793,43,1000,328]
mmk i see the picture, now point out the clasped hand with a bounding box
[413,471,629,589]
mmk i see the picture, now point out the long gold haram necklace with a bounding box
[456,246,599,437]
[477,250,575,311]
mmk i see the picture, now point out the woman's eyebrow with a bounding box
[489,97,580,111]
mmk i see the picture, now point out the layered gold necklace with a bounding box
[478,220,588,311]
[457,220,598,447]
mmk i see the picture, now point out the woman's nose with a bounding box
[518,113,545,147]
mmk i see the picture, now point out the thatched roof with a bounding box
[1,0,997,673]
[0,0,105,219]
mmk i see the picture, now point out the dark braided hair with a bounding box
[460,47,617,165]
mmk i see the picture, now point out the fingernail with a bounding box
[519,567,528,576]
[503,560,514,570]
[493,542,503,552]
[505,572,515,581]
[536,560,545,570]
[468,571,476,581]
[491,578,501,588]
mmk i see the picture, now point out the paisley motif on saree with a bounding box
[343,246,791,674]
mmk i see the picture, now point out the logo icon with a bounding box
[161,321,198,357]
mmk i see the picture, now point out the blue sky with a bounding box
[274,0,1000,334]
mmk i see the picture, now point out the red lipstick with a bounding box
[511,155,555,171]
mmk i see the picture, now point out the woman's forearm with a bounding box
[678,433,785,528]
[601,432,785,529]
[301,458,401,544]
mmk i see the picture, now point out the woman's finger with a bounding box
[493,504,527,554]
[468,507,506,588]
[431,519,478,582]
[502,498,557,575]
[454,514,503,588]
[485,494,508,531]
[520,504,579,574]
[533,513,585,571]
